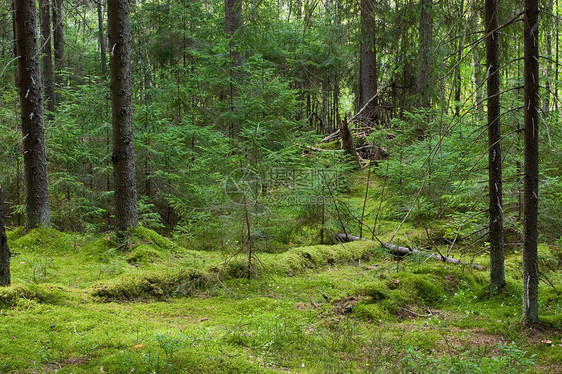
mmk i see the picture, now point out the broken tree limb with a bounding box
[338,115,361,169]
[336,233,484,270]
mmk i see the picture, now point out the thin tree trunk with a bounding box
[225,0,242,136]
[543,0,553,112]
[108,0,138,235]
[417,0,433,107]
[485,0,505,294]
[454,0,464,117]
[39,0,55,116]
[0,187,10,286]
[360,0,377,117]
[52,0,64,96]
[98,1,107,77]
[554,0,560,111]
[522,0,540,325]
[14,0,51,231]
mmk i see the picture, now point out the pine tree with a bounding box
[485,0,505,294]
[14,0,51,231]
[108,0,138,235]
[522,0,540,325]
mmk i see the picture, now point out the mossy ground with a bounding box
[1,176,560,373]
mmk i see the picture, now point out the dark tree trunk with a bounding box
[108,0,138,235]
[522,0,540,325]
[360,0,377,117]
[225,0,242,135]
[554,0,560,111]
[0,187,10,286]
[485,0,505,294]
[14,0,51,231]
[454,1,464,117]
[543,0,553,112]
[471,5,484,120]
[417,0,432,107]
[52,0,64,94]
[295,0,302,20]
[225,0,242,60]
[98,1,107,77]
[39,0,55,116]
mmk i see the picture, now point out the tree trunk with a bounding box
[543,0,553,112]
[360,0,377,118]
[108,0,138,235]
[52,0,64,96]
[295,0,302,20]
[554,0,560,111]
[0,187,10,286]
[522,0,540,326]
[225,0,242,135]
[454,1,464,117]
[14,0,51,231]
[98,1,107,77]
[417,0,432,107]
[39,0,55,116]
[485,0,505,294]
[471,7,484,121]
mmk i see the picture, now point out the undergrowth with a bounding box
[0,224,559,373]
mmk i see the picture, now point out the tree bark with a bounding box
[52,0,64,93]
[471,4,484,120]
[225,0,242,135]
[454,0,464,117]
[108,0,138,235]
[98,1,107,77]
[543,0,553,112]
[0,187,10,286]
[522,0,540,325]
[417,0,433,107]
[39,0,55,116]
[14,0,51,231]
[360,0,377,117]
[485,0,505,294]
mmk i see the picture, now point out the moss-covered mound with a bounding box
[213,241,383,278]
[350,263,486,321]
[10,227,78,254]
[0,283,79,309]
[91,268,212,301]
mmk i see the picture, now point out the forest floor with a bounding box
[1,172,561,373]
[0,224,560,373]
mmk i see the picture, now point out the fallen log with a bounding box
[336,233,484,270]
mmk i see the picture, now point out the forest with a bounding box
[0,0,561,372]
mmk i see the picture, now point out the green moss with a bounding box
[129,226,178,252]
[126,244,163,265]
[6,226,25,241]
[538,245,559,272]
[91,268,211,301]
[0,284,39,309]
[353,302,391,321]
[10,227,76,254]
[0,283,80,309]
[355,281,389,301]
